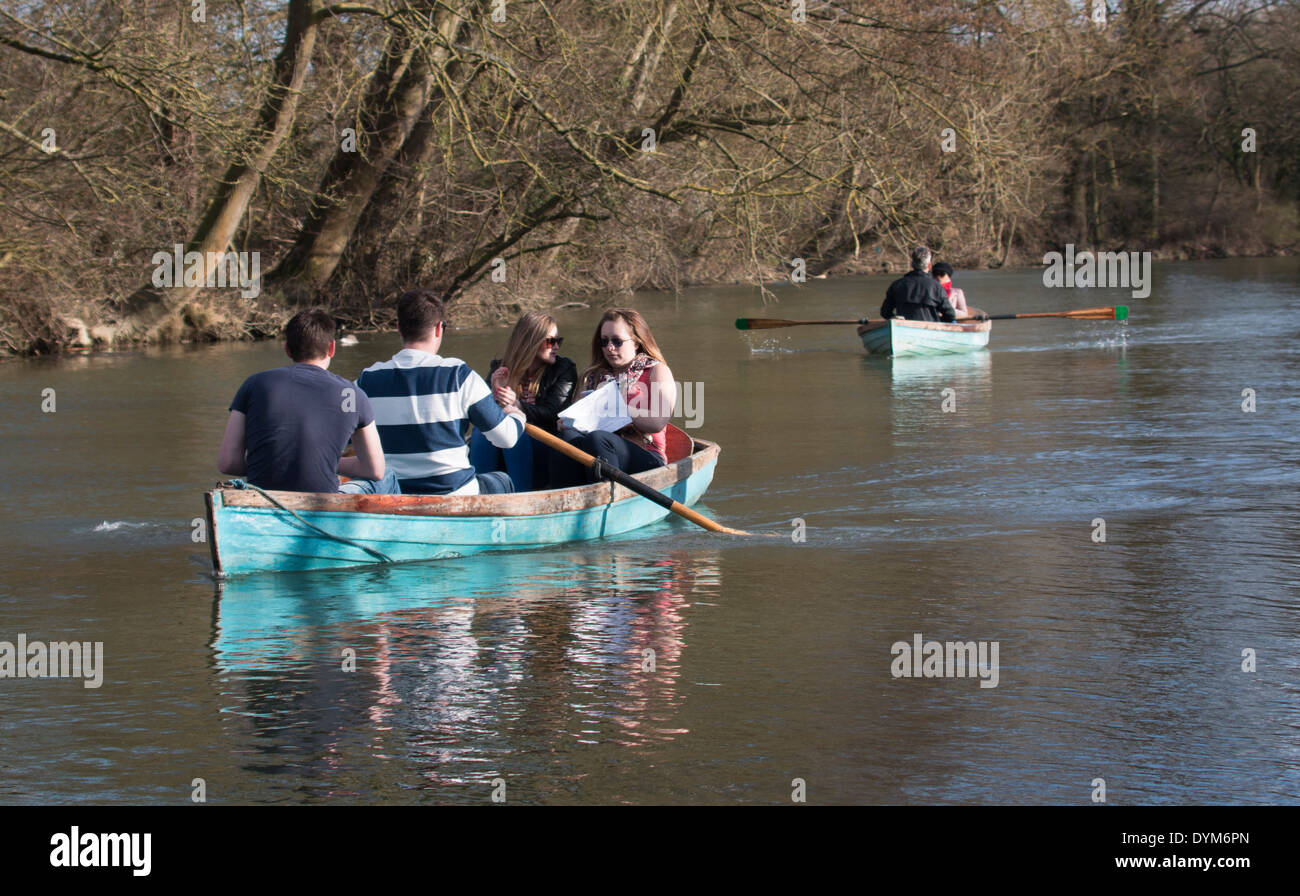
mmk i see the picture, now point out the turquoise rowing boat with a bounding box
[857,316,991,356]
[204,427,719,577]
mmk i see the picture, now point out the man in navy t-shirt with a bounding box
[218,308,392,493]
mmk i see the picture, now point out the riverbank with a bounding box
[6,236,1295,358]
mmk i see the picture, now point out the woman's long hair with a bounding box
[582,308,666,388]
[497,311,558,396]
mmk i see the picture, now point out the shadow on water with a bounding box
[208,547,721,801]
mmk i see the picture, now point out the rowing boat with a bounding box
[857,315,991,356]
[204,426,718,576]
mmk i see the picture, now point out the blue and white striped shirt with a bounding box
[357,348,522,495]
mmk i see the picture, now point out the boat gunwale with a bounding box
[207,438,719,519]
[856,317,991,337]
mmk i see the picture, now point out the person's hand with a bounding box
[494,384,517,407]
[490,368,515,407]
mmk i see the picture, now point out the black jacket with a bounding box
[487,356,577,433]
[881,270,957,322]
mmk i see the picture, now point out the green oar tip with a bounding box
[1114,305,1129,321]
[734,318,749,330]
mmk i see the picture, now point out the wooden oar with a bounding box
[525,423,752,536]
[956,305,1128,322]
[735,305,1128,329]
[735,317,867,329]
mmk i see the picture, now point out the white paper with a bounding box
[559,380,632,433]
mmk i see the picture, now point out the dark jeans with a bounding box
[474,471,515,494]
[549,429,666,488]
[469,429,535,491]
[397,470,514,495]
[338,470,402,494]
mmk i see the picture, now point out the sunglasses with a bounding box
[543,336,563,348]
[600,337,628,348]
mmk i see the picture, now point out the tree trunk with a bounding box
[117,0,320,334]
[1150,141,1160,243]
[1149,97,1160,243]
[271,3,474,297]
[627,0,681,116]
[1254,150,1262,214]
[343,11,484,289]
[1071,156,1088,246]
[1089,149,1102,244]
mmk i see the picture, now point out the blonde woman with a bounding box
[550,309,675,488]
[469,311,576,490]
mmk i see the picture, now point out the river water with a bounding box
[1,258,1296,805]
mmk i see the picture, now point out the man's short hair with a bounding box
[397,289,446,343]
[910,246,933,272]
[285,308,335,361]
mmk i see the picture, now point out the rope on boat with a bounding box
[225,480,394,565]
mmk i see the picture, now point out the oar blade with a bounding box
[736,318,797,330]
[1061,306,1127,320]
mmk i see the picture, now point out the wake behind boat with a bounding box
[205,426,718,576]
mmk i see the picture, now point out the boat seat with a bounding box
[664,425,694,463]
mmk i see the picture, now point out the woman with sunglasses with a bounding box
[469,311,576,490]
[550,308,675,488]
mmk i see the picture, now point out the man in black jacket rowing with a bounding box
[881,246,958,323]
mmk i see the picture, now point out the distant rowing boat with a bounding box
[205,426,718,576]
[857,315,991,356]
[736,305,1120,354]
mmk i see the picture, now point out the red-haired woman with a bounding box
[550,309,675,487]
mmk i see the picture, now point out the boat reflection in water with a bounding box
[884,351,993,440]
[210,545,720,798]
[886,348,993,389]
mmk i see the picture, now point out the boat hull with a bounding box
[858,317,991,356]
[205,437,719,576]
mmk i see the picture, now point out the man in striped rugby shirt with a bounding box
[357,289,525,495]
